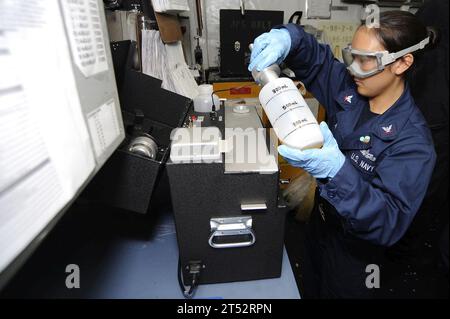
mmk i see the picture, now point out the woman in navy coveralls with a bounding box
[249,11,437,298]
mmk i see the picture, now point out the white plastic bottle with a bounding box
[193,84,220,113]
[252,64,323,150]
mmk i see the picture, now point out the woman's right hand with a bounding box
[248,28,292,72]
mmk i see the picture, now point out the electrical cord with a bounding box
[209,83,259,117]
[177,256,201,299]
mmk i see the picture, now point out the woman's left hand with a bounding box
[278,122,346,179]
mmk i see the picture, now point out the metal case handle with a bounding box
[209,216,255,249]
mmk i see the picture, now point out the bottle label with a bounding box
[281,100,302,111]
[260,78,319,144]
[271,84,289,94]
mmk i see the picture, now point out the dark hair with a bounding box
[375,11,434,52]
[362,10,438,76]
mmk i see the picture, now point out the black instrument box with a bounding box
[219,9,283,77]
[166,106,287,284]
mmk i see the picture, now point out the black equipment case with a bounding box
[167,105,288,284]
[82,41,191,214]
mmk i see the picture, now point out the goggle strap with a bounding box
[383,37,430,64]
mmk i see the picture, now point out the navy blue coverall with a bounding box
[281,23,437,298]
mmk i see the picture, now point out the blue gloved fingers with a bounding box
[277,144,292,159]
[248,49,265,72]
[295,149,321,169]
[250,33,269,64]
[248,28,291,71]
[248,49,277,72]
[319,122,338,148]
[278,145,304,161]
[283,158,299,167]
[280,124,345,179]
[260,51,280,71]
[298,148,321,159]
[297,148,327,178]
[275,55,287,66]
[278,145,323,161]
[278,145,315,165]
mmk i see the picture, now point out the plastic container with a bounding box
[193,84,220,113]
[253,65,323,150]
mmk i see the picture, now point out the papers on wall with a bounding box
[142,30,171,85]
[0,0,124,276]
[87,99,122,159]
[60,0,109,77]
[316,22,360,61]
[164,41,199,99]
[0,0,96,274]
[151,0,190,13]
[142,30,199,99]
[306,0,332,19]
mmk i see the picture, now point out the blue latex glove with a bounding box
[248,28,291,72]
[278,122,346,179]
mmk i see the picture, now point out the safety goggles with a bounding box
[342,37,430,78]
